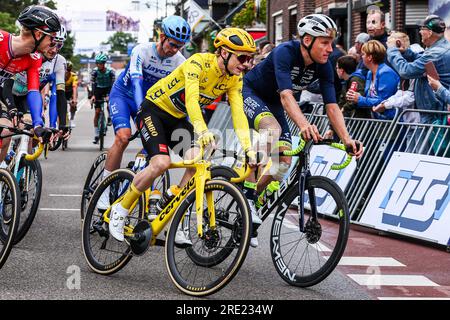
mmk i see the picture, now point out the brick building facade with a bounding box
[267,0,429,50]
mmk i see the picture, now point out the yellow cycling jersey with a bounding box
[65,72,78,91]
[145,52,251,151]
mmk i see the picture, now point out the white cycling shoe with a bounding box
[248,200,262,248]
[109,203,128,242]
[175,225,192,248]
[97,188,110,211]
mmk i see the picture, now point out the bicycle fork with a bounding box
[298,169,317,233]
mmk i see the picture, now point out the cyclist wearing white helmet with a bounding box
[96,15,190,210]
[241,14,363,247]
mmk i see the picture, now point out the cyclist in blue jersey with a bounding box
[242,14,364,247]
[97,15,190,209]
[90,53,115,144]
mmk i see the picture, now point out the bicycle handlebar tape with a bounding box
[25,143,44,161]
[283,138,306,156]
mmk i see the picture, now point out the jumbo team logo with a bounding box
[169,88,215,114]
[361,152,450,245]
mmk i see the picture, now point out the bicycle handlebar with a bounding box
[24,143,45,161]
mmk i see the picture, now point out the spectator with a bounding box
[366,5,388,46]
[354,33,370,62]
[348,46,358,60]
[387,15,450,124]
[336,55,370,118]
[346,40,399,120]
[373,33,424,124]
[428,75,450,106]
[329,41,346,98]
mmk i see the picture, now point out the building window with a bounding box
[274,14,283,45]
[289,9,297,40]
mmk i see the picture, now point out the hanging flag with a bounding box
[187,0,210,32]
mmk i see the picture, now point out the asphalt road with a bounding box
[0,93,373,300]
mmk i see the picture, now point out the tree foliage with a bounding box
[102,32,137,54]
[232,0,267,28]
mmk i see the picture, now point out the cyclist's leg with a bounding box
[92,89,103,143]
[109,102,172,241]
[0,103,13,163]
[256,104,292,193]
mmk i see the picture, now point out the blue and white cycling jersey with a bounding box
[109,42,185,132]
[113,42,185,98]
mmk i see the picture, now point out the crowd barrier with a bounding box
[207,103,450,247]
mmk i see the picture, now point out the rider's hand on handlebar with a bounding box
[245,149,258,168]
[59,127,71,140]
[198,130,216,149]
[34,126,53,144]
[9,108,22,128]
[300,123,322,143]
[344,139,363,159]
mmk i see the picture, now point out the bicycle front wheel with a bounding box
[165,179,251,296]
[98,111,106,151]
[270,176,350,287]
[0,169,20,269]
[13,159,43,245]
[82,169,145,275]
[81,152,107,220]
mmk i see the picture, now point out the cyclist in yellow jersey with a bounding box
[64,61,78,126]
[108,27,258,244]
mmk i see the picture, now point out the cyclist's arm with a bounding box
[325,103,351,145]
[227,77,252,151]
[279,89,310,130]
[49,81,58,128]
[72,74,78,103]
[184,57,208,134]
[129,46,145,107]
[90,70,97,95]
[54,56,68,128]
[27,58,44,127]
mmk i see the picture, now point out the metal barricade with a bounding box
[354,109,450,221]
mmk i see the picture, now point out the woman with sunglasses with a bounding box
[0,5,61,162]
[96,15,190,211]
[2,26,70,144]
[107,27,259,245]
[241,14,364,248]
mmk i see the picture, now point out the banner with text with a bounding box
[361,152,450,246]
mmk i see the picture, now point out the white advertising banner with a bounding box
[290,136,357,215]
[57,10,106,32]
[360,152,450,246]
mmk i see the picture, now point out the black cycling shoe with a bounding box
[107,118,112,126]
[92,136,99,144]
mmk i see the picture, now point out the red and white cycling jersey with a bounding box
[0,30,42,91]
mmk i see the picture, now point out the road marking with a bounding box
[332,257,406,267]
[348,274,439,287]
[49,194,82,197]
[40,208,79,211]
[378,297,450,300]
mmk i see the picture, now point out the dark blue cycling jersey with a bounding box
[244,40,337,104]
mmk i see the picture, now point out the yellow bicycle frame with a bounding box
[101,146,251,244]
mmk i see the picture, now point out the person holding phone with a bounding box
[428,73,450,106]
[387,15,450,124]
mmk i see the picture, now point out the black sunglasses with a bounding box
[235,53,253,64]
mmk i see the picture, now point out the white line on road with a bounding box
[49,194,82,197]
[331,257,406,267]
[348,274,439,287]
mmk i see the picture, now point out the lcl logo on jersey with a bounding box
[379,161,450,232]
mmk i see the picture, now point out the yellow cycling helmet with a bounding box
[213,27,256,53]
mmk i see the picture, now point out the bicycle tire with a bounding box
[82,169,145,275]
[12,159,43,244]
[185,166,242,267]
[0,169,20,269]
[165,179,251,296]
[99,111,106,151]
[81,152,107,220]
[270,176,350,287]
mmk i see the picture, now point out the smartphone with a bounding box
[425,61,440,80]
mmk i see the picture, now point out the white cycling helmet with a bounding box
[54,25,67,42]
[297,14,337,38]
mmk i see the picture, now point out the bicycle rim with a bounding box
[0,169,20,269]
[13,159,42,245]
[165,180,251,296]
[270,176,350,287]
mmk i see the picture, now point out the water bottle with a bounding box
[147,189,162,221]
[255,181,280,209]
[156,185,181,212]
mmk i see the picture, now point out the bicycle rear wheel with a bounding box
[165,179,251,296]
[0,169,20,269]
[270,176,350,287]
[82,169,145,275]
[81,152,107,220]
[12,159,42,244]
